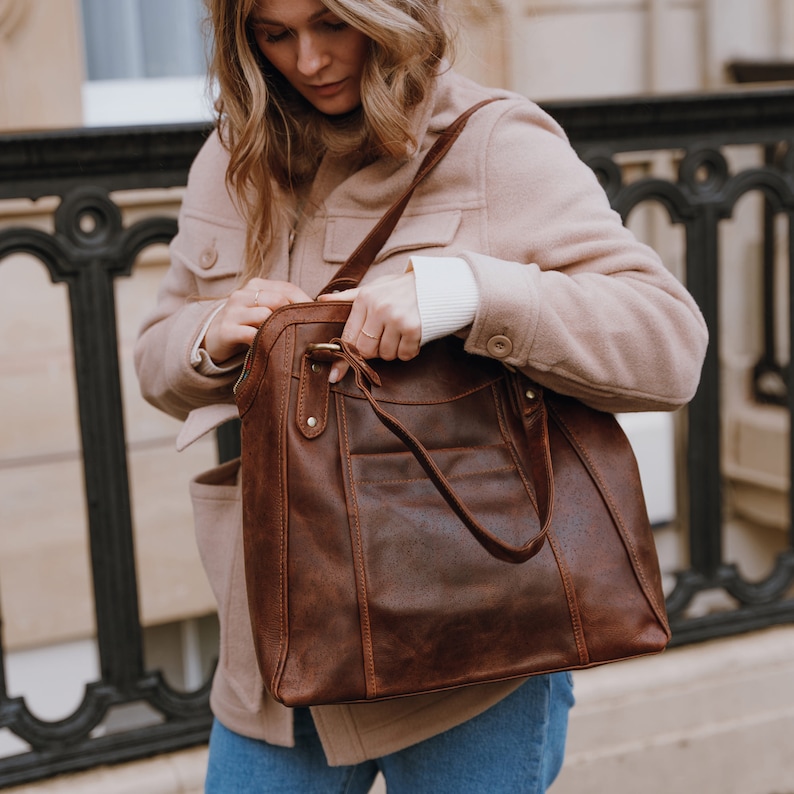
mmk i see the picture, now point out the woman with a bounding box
[135,0,708,790]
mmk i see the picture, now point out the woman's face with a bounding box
[250,0,370,116]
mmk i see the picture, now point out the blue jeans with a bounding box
[205,672,574,794]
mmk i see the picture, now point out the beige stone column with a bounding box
[451,0,512,89]
[777,0,794,58]
[0,0,84,131]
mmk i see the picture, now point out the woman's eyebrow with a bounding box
[251,8,332,25]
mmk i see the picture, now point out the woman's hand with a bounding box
[318,272,421,383]
[203,278,312,364]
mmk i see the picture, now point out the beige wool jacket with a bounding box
[134,68,708,765]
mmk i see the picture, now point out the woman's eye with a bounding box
[323,20,348,33]
[259,28,289,43]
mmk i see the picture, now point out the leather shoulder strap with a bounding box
[318,97,500,296]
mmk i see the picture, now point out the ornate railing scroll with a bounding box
[0,124,213,787]
[1,86,794,785]
[730,62,794,405]
[750,141,791,406]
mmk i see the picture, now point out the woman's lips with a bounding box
[309,79,346,97]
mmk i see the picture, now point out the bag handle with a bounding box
[333,339,554,564]
[318,98,500,296]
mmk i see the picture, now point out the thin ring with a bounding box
[253,289,261,308]
[360,329,381,341]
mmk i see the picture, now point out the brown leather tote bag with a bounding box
[233,102,671,707]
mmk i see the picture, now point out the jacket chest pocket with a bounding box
[172,213,246,296]
[322,209,462,269]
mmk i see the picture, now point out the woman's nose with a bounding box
[296,34,329,76]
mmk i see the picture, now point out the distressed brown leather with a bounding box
[234,307,670,706]
[232,103,671,707]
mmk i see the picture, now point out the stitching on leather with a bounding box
[547,531,588,665]
[493,384,539,513]
[550,403,667,622]
[296,354,308,432]
[353,464,516,485]
[333,380,500,405]
[273,331,292,697]
[353,441,511,457]
[338,396,378,699]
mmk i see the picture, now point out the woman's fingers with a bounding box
[203,279,313,364]
[245,279,313,311]
[323,273,422,383]
[348,273,421,359]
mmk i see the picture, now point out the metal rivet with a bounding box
[525,389,537,401]
[307,417,318,428]
[311,363,322,374]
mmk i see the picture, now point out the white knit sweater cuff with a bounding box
[408,256,480,345]
[190,302,242,375]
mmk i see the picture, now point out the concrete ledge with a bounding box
[4,747,388,794]
[551,625,794,794]
[6,627,793,793]
[6,747,207,794]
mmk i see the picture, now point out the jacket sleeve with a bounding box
[134,130,245,420]
[460,101,708,414]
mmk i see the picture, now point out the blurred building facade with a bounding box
[1,1,793,792]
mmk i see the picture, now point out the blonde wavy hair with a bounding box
[204,0,452,280]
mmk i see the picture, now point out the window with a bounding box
[80,0,214,126]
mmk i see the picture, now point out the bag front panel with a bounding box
[349,467,575,697]
[335,378,573,700]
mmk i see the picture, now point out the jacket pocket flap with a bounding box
[323,210,461,264]
[173,213,245,280]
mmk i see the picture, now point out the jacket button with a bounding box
[486,335,513,358]
[198,245,218,268]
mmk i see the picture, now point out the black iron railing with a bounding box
[1,86,794,786]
